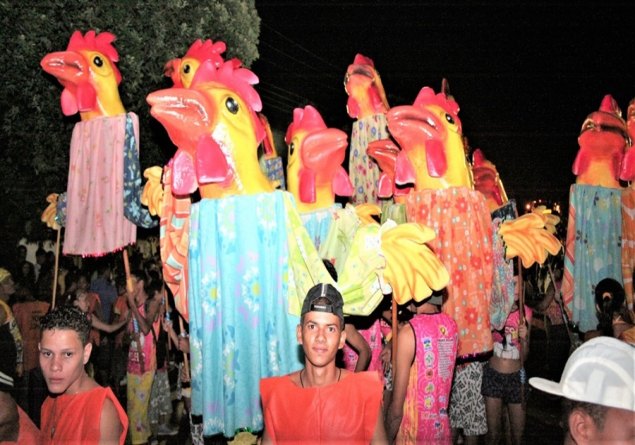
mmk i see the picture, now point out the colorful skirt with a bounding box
[188,192,304,436]
[562,184,622,332]
[405,187,494,358]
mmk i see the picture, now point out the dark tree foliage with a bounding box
[0,0,260,261]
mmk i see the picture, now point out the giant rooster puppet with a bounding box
[562,95,634,332]
[145,46,451,436]
[284,104,357,253]
[40,30,155,257]
[345,53,391,205]
[367,83,561,359]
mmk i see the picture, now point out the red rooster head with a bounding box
[148,59,271,197]
[574,94,630,186]
[285,105,351,210]
[40,30,124,119]
[163,38,230,88]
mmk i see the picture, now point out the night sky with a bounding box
[252,1,635,210]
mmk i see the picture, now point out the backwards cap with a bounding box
[529,336,635,411]
[301,283,345,326]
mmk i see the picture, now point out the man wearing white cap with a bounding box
[529,337,635,444]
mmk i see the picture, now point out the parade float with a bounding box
[145,44,450,436]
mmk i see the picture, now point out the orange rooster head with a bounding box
[384,82,471,190]
[285,105,352,210]
[40,30,124,119]
[148,59,272,198]
[573,94,630,187]
[163,38,230,88]
[344,53,389,119]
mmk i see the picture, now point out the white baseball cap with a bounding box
[529,336,635,412]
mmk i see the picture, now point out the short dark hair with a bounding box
[39,305,91,345]
[301,283,345,329]
[561,399,608,434]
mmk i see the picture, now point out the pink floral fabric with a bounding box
[64,114,136,256]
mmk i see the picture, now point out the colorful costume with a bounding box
[342,318,389,375]
[41,386,128,445]
[482,306,533,404]
[127,304,156,445]
[349,114,390,204]
[260,371,382,444]
[396,312,458,444]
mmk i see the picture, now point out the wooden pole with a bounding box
[391,297,398,377]
[178,314,190,379]
[122,248,133,293]
[51,228,62,309]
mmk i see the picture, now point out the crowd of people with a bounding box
[0,239,633,445]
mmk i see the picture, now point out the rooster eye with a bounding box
[289,142,295,156]
[183,64,191,74]
[445,113,455,125]
[225,97,239,114]
[93,56,103,67]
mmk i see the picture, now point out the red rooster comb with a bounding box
[67,30,121,84]
[353,53,375,67]
[413,86,460,116]
[184,39,227,66]
[285,105,327,143]
[599,94,622,117]
[191,59,265,142]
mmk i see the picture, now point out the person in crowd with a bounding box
[448,360,488,444]
[39,305,128,444]
[164,308,203,445]
[594,278,635,345]
[386,292,458,444]
[0,349,40,444]
[529,336,634,444]
[482,274,532,445]
[15,261,36,293]
[11,286,50,424]
[90,259,118,326]
[126,268,162,445]
[260,283,387,444]
[73,289,130,334]
[149,294,178,438]
[0,269,23,382]
[34,247,54,301]
[110,275,131,402]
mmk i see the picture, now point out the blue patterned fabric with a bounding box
[188,192,302,437]
[299,204,341,251]
[565,185,622,332]
[56,192,67,227]
[122,113,157,228]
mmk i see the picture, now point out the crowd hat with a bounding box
[529,336,635,411]
[0,268,11,284]
[301,283,345,326]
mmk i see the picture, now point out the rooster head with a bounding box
[574,94,630,187]
[344,53,389,119]
[285,105,352,211]
[163,38,229,88]
[148,60,272,198]
[385,82,471,190]
[40,30,125,119]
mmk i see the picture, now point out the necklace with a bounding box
[299,368,342,388]
[50,398,60,439]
